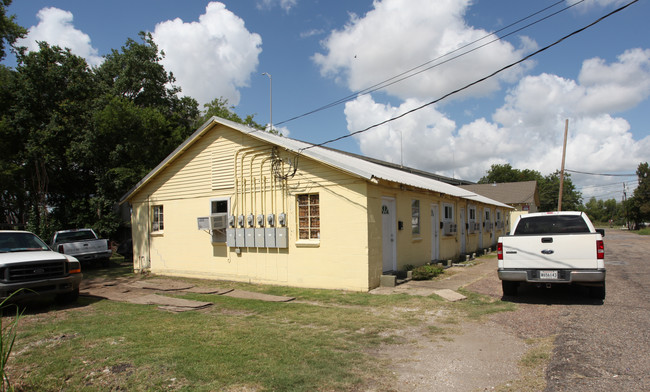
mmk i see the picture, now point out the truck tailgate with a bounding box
[501,234,599,269]
[63,239,108,255]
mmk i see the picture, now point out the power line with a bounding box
[277,0,581,127]
[298,0,639,153]
[565,169,637,177]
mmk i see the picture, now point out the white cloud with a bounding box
[313,0,533,102]
[16,7,103,67]
[344,49,650,200]
[256,0,298,12]
[152,2,262,106]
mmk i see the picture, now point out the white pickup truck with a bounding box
[497,211,606,299]
[51,229,113,267]
[0,230,82,303]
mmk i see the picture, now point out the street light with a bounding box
[262,72,272,132]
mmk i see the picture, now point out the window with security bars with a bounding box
[411,200,420,235]
[152,205,164,232]
[298,194,320,240]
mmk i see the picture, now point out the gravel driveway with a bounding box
[381,229,649,391]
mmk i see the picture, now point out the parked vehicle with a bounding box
[51,229,113,267]
[0,230,82,303]
[497,211,606,299]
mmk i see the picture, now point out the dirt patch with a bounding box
[372,319,528,392]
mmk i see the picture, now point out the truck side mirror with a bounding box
[595,228,605,237]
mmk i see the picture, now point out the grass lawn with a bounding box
[5,257,515,391]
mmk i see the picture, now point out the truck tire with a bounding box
[502,281,519,296]
[589,282,606,300]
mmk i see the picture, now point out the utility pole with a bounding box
[262,72,272,131]
[558,119,569,211]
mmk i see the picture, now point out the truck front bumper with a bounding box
[0,274,83,300]
[498,269,606,283]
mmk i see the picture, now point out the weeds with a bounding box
[1,293,23,392]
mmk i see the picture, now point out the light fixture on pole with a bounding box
[262,72,272,132]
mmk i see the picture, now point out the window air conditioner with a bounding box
[443,221,456,236]
[210,213,228,230]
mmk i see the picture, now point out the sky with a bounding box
[4,0,649,202]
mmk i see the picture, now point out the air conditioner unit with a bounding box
[210,213,228,230]
[443,221,457,236]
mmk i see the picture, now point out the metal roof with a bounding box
[121,116,511,209]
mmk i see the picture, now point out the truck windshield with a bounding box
[0,232,49,252]
[514,215,591,235]
[55,230,96,243]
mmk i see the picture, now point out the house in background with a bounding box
[120,117,511,291]
[459,181,540,232]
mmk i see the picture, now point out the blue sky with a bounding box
[4,0,649,201]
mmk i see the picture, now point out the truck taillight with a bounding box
[497,242,503,260]
[58,244,65,254]
[597,240,604,259]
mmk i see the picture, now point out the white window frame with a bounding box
[297,193,320,241]
[210,197,230,243]
[151,205,164,233]
[443,203,454,222]
[411,199,420,236]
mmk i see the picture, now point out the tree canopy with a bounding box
[478,164,582,212]
[626,162,650,228]
[0,30,263,239]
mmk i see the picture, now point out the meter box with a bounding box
[265,228,276,248]
[245,228,255,247]
[276,227,288,248]
[235,228,245,247]
[255,228,265,247]
[226,228,236,247]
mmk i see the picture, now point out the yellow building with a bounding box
[121,117,511,291]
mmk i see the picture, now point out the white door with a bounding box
[460,207,466,254]
[381,197,397,272]
[430,204,439,261]
[478,217,484,249]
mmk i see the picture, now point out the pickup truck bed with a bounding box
[51,229,112,266]
[497,212,606,299]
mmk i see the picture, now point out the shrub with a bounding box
[411,264,444,280]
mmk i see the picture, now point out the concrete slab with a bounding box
[222,289,295,302]
[127,294,212,309]
[433,289,467,302]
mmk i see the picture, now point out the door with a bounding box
[381,197,397,272]
[460,207,466,254]
[430,204,439,261]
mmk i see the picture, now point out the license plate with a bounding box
[540,270,558,280]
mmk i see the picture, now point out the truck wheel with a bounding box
[589,282,606,300]
[56,288,79,304]
[502,281,519,296]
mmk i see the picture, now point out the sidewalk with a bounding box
[369,257,498,300]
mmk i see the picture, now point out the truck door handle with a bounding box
[541,249,554,255]
[541,237,553,243]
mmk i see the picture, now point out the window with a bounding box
[485,209,491,222]
[298,194,320,240]
[152,205,164,232]
[411,200,420,235]
[211,198,229,242]
[443,204,454,221]
[211,199,228,214]
[468,206,476,220]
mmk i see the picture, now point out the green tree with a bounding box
[0,0,26,61]
[626,162,650,228]
[538,170,582,211]
[9,43,96,238]
[477,163,542,184]
[197,97,267,131]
